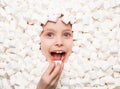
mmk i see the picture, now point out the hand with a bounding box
[113,86,120,89]
[37,62,64,89]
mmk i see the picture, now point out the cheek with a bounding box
[41,40,47,52]
[65,40,73,50]
[41,40,53,51]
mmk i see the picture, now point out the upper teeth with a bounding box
[56,51,62,53]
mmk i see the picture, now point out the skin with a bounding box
[114,86,120,89]
[37,17,73,89]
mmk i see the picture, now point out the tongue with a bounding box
[53,53,62,61]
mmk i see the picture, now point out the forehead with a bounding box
[42,18,72,31]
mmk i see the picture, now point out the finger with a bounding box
[44,62,55,75]
[50,63,64,87]
[54,63,64,80]
[51,76,60,87]
[50,63,61,78]
[50,62,64,79]
[50,78,59,89]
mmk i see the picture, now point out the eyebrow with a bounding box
[43,28,55,31]
[40,29,55,35]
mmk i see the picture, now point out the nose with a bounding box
[55,36,63,47]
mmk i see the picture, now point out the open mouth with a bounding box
[50,51,66,62]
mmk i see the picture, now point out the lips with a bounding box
[50,50,66,62]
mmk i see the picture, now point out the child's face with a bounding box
[40,17,73,62]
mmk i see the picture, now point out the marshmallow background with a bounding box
[0,0,120,89]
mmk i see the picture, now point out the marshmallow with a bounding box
[113,65,120,72]
[62,15,71,24]
[54,60,62,65]
[0,69,6,76]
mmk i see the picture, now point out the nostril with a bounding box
[56,44,63,47]
[55,41,63,46]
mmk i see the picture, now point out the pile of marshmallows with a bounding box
[0,0,120,89]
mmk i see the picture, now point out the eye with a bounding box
[64,33,71,38]
[47,33,54,38]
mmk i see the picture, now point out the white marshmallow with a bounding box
[113,65,120,72]
[0,69,6,76]
[62,15,71,24]
[2,79,11,89]
[54,60,62,65]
